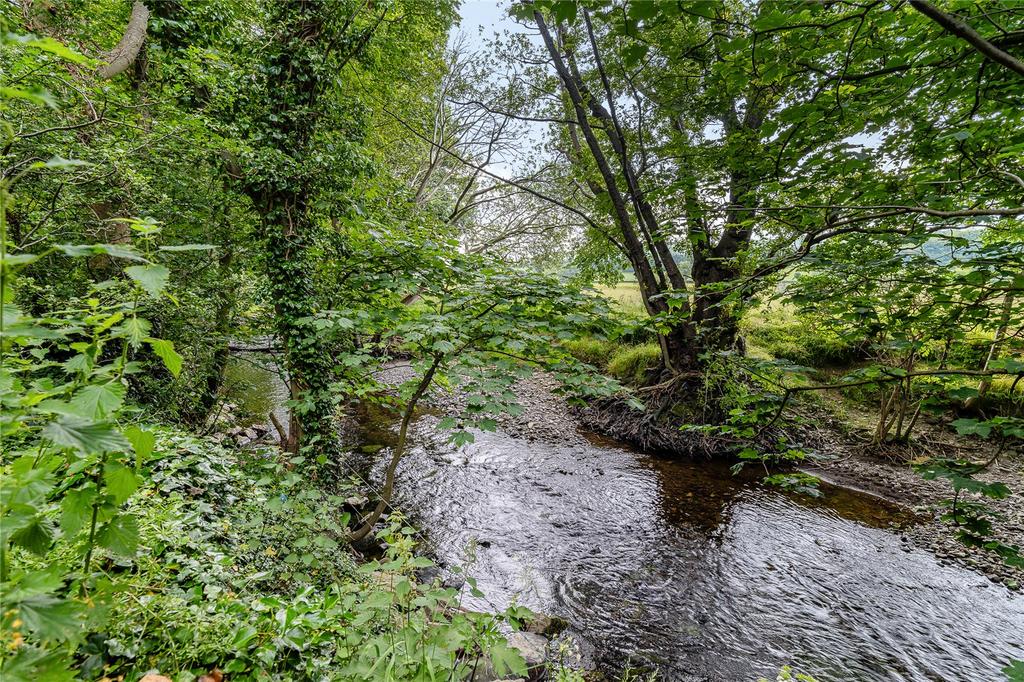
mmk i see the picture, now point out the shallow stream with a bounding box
[225,357,1024,680]
[367,415,1024,681]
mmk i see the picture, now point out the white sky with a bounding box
[454,0,516,47]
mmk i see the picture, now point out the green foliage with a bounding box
[742,305,859,368]
[563,336,618,368]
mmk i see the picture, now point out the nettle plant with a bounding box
[0,214,200,677]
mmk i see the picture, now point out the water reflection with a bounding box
[369,415,1024,681]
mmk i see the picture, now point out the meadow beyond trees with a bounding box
[1,1,1023,681]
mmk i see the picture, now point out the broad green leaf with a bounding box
[0,85,57,107]
[112,316,152,349]
[0,645,76,682]
[124,426,156,468]
[1,567,64,602]
[489,641,528,678]
[31,157,92,170]
[8,34,91,64]
[96,514,139,557]
[124,264,170,298]
[145,337,183,377]
[60,487,97,536]
[56,244,148,262]
[10,518,54,556]
[69,382,125,419]
[42,417,130,453]
[158,244,217,252]
[104,463,139,505]
[17,596,84,642]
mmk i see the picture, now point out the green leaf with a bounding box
[124,426,156,468]
[17,596,85,642]
[104,463,139,504]
[489,641,528,678]
[69,383,125,419]
[0,645,76,682]
[112,316,152,349]
[56,244,148,262]
[551,1,577,24]
[145,337,183,377]
[158,244,217,252]
[60,488,97,536]
[432,339,456,354]
[32,157,92,170]
[0,85,57,107]
[8,34,91,64]
[124,264,170,298]
[952,418,992,438]
[96,514,139,557]
[42,417,130,453]
[621,43,649,68]
[10,518,54,556]
[628,1,660,21]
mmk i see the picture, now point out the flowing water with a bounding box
[225,357,1024,680]
[364,413,1024,682]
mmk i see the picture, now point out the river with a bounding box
[365,411,1024,681]
[225,356,1024,681]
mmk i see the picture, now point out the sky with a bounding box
[454,0,516,48]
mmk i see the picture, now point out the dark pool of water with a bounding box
[368,415,1024,681]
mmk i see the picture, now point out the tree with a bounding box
[480,0,1023,387]
[232,0,456,461]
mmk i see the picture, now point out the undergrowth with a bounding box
[3,427,530,681]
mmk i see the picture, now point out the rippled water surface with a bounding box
[369,416,1024,681]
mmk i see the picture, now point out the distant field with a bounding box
[598,282,645,314]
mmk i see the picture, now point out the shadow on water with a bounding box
[361,412,1024,682]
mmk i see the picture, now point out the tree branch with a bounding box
[97,2,150,79]
[909,0,1024,77]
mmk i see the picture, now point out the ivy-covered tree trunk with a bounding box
[241,1,343,459]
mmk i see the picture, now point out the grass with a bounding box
[597,282,646,316]
[563,335,661,386]
[606,343,662,384]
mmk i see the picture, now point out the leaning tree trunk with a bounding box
[97,2,149,79]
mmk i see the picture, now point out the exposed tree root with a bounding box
[575,375,737,456]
